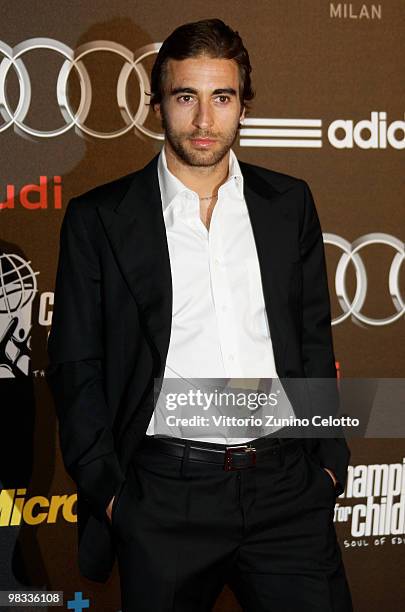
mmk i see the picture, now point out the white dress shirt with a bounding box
[146,146,294,443]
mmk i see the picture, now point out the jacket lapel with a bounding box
[97,154,173,373]
[240,162,296,375]
[97,154,295,377]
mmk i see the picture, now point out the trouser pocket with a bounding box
[111,477,128,532]
[305,451,337,500]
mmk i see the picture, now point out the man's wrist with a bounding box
[106,496,114,521]
[323,467,338,488]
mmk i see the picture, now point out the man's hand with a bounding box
[323,467,337,488]
[106,496,115,522]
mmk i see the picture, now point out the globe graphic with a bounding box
[0,253,37,314]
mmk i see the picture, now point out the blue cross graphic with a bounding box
[67,591,90,611]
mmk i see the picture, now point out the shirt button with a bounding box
[228,354,234,361]
[221,304,227,312]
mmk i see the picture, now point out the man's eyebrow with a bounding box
[169,87,237,96]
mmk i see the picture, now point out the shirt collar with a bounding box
[157,145,244,211]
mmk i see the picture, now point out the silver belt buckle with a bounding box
[224,445,257,471]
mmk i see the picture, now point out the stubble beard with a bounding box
[160,107,241,168]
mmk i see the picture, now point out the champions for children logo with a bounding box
[335,459,405,548]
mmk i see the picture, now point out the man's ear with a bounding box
[153,102,162,120]
[240,105,246,124]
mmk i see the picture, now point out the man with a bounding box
[46,18,353,612]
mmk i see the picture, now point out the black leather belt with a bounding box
[139,435,302,471]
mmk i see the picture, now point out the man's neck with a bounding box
[164,142,230,199]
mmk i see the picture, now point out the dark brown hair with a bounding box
[150,18,255,112]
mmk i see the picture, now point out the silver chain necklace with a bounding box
[199,192,218,201]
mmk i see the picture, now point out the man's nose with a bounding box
[192,101,214,130]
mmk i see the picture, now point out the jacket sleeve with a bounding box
[45,198,125,521]
[299,180,351,496]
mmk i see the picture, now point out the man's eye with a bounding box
[178,95,193,103]
[216,96,230,103]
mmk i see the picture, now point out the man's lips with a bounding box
[190,137,217,147]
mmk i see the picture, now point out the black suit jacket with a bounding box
[46,153,351,582]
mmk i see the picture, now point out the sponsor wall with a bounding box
[0,1,404,610]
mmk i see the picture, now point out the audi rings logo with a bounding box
[0,38,162,139]
[325,233,405,327]
[1,38,404,150]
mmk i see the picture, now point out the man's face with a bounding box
[154,56,245,167]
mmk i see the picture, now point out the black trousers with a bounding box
[111,436,353,612]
